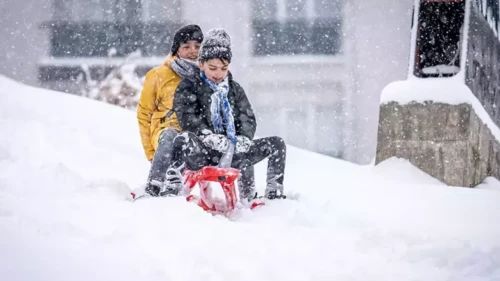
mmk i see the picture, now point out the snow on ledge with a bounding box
[380,78,500,143]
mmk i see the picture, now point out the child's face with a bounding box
[199,59,230,84]
[177,40,201,61]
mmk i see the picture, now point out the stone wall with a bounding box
[376,101,500,187]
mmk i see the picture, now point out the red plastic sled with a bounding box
[183,166,264,215]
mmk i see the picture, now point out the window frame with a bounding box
[52,0,181,23]
[251,0,343,57]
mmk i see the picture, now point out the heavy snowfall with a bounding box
[1,0,500,280]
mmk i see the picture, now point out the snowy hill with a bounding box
[1,76,500,281]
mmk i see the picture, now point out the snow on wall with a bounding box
[406,0,423,80]
[381,79,500,143]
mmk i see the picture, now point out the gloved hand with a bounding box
[235,135,252,153]
[200,129,229,152]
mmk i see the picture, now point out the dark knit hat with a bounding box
[198,28,232,63]
[170,24,204,56]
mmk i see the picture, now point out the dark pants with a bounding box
[173,132,286,197]
[147,128,181,184]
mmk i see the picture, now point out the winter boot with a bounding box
[239,187,258,203]
[159,167,183,197]
[238,179,257,202]
[145,179,162,197]
[264,183,286,200]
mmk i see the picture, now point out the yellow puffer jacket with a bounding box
[137,54,182,161]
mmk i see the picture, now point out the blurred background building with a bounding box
[0,0,414,164]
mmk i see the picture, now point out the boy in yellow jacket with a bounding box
[137,25,203,197]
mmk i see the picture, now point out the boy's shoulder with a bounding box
[176,75,201,91]
[150,64,176,77]
[228,74,245,94]
[144,55,177,77]
[227,72,241,86]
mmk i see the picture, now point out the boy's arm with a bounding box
[173,79,210,134]
[233,82,257,139]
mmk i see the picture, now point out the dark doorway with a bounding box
[414,0,466,78]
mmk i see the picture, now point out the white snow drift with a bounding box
[1,76,500,281]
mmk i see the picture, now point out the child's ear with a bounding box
[198,62,203,69]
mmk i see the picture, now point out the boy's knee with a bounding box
[173,132,188,148]
[270,136,286,150]
[174,131,195,143]
[160,128,179,141]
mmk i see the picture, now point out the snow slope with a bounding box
[1,76,500,281]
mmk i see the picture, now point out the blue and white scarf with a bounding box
[200,71,237,143]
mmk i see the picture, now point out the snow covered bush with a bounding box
[79,49,144,110]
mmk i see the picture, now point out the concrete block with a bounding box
[376,101,500,187]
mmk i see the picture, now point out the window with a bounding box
[53,0,143,22]
[414,0,465,77]
[48,0,181,57]
[252,0,342,56]
[142,0,181,22]
[53,0,181,23]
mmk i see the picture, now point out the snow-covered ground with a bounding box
[1,76,500,281]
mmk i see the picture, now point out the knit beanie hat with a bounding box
[198,28,232,63]
[170,24,204,56]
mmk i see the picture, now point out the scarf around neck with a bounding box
[200,71,237,143]
[170,58,199,79]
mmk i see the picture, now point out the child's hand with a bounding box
[235,135,252,153]
[202,133,229,152]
